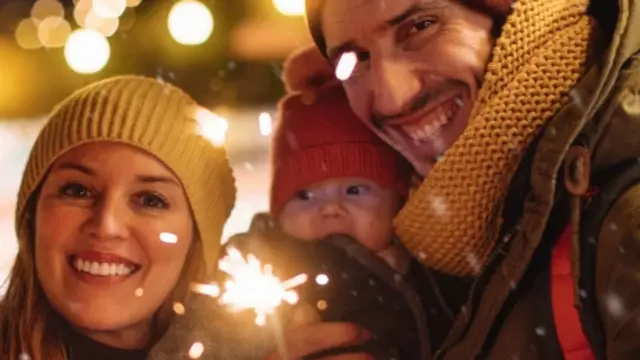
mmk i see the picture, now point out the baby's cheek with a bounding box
[279,215,318,242]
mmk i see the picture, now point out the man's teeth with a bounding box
[405,96,462,142]
[73,257,134,276]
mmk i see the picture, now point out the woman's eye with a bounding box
[59,183,91,198]
[137,193,169,209]
[295,190,313,201]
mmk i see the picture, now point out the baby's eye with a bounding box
[295,190,314,201]
[345,185,369,196]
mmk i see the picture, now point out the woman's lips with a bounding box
[68,251,141,278]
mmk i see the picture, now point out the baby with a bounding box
[265,46,470,354]
[269,47,413,274]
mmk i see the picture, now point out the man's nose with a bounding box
[370,56,421,117]
[84,196,130,241]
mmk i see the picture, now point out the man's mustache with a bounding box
[371,84,456,129]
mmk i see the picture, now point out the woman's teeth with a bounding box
[73,257,135,277]
[404,96,462,143]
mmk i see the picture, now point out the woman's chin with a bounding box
[67,314,152,349]
[61,303,149,334]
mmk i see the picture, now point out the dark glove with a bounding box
[148,213,430,360]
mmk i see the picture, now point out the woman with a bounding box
[0,75,236,360]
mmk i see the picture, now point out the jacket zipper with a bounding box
[434,228,518,359]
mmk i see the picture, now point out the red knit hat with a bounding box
[305,0,513,57]
[270,46,411,217]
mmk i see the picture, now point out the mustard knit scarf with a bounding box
[394,0,593,276]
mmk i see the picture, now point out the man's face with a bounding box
[321,0,495,176]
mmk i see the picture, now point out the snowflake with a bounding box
[605,292,625,318]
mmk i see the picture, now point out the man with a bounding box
[280,0,640,358]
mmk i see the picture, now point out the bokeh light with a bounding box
[335,51,357,81]
[64,29,110,74]
[168,0,214,45]
[315,273,329,285]
[92,0,127,19]
[272,0,305,16]
[172,302,186,315]
[195,108,229,146]
[15,19,42,49]
[85,10,120,37]
[188,342,204,359]
[73,0,92,27]
[31,0,64,24]
[37,16,71,48]
[159,232,178,244]
[258,112,272,136]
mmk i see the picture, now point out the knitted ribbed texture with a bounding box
[270,83,411,217]
[394,0,592,276]
[16,76,236,274]
[271,143,404,216]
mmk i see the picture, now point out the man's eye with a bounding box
[410,19,435,35]
[332,51,369,67]
[59,183,91,198]
[355,51,370,62]
[398,18,437,42]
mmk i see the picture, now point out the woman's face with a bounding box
[34,142,194,349]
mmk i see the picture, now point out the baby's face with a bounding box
[278,177,400,253]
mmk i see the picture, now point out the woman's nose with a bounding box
[84,197,130,241]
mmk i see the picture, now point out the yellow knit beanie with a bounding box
[15,75,236,275]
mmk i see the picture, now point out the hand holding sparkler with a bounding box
[187,244,310,360]
[214,246,308,326]
[149,217,429,360]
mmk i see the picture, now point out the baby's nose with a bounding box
[319,198,348,218]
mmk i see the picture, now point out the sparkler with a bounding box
[190,246,308,360]
[217,246,308,325]
[191,246,308,326]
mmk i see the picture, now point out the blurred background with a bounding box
[0,0,313,290]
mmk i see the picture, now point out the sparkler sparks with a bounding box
[191,246,308,326]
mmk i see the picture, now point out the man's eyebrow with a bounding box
[327,40,365,62]
[383,3,429,28]
[326,2,437,60]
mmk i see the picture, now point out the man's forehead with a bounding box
[322,0,411,28]
[321,0,438,52]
